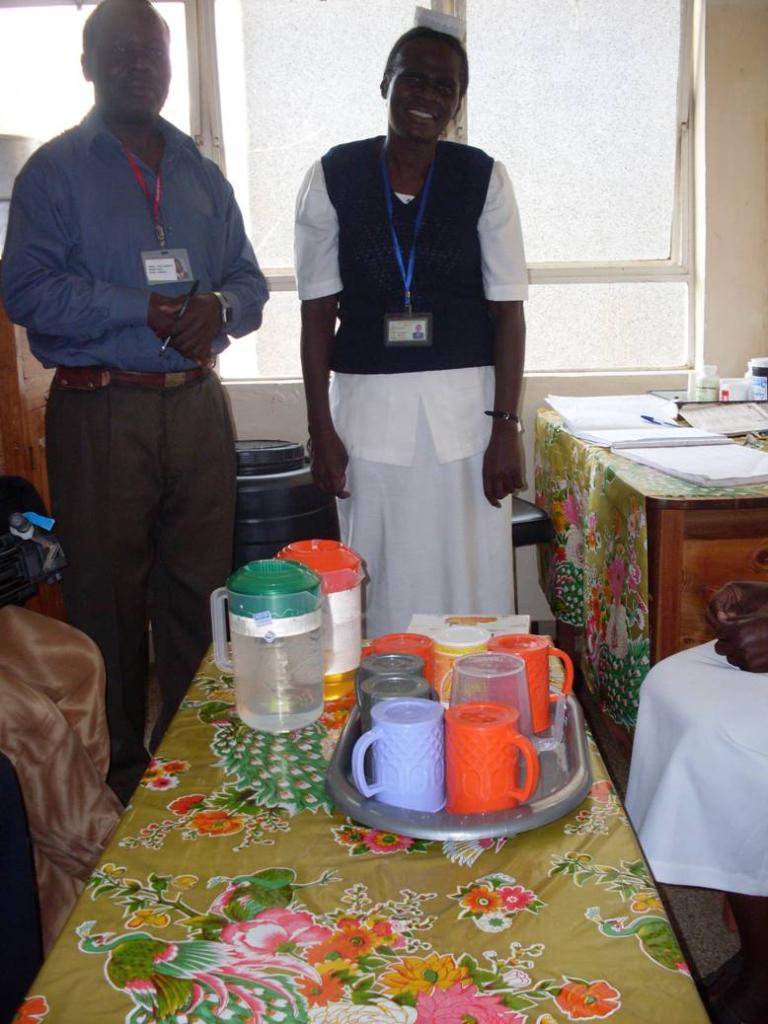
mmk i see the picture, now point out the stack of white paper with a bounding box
[617,443,768,487]
[578,427,731,450]
[546,393,680,431]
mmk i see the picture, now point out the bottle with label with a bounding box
[694,364,720,402]
[747,358,768,401]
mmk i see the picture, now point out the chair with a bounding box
[512,497,554,548]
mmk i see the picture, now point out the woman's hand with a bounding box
[309,425,350,498]
[482,424,524,507]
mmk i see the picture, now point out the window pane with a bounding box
[0,3,190,142]
[467,0,681,262]
[526,282,688,372]
[218,290,302,380]
[216,0,415,271]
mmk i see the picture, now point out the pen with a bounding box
[160,280,199,354]
[641,414,680,427]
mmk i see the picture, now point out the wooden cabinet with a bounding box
[647,498,768,660]
[0,296,65,619]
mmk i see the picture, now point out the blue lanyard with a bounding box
[380,148,435,312]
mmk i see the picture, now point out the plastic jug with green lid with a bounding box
[210,559,324,732]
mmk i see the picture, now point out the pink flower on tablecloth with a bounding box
[563,491,582,527]
[415,982,524,1023]
[626,561,641,592]
[589,780,614,804]
[362,830,414,854]
[145,774,177,791]
[607,557,626,603]
[497,884,535,911]
[221,908,331,954]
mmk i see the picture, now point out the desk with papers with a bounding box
[534,407,768,731]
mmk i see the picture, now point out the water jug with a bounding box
[277,539,364,701]
[210,559,324,732]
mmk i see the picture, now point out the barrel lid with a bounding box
[235,440,305,475]
[227,558,321,598]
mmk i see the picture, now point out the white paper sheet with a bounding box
[616,443,768,486]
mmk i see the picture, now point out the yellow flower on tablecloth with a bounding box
[189,809,244,836]
[206,689,234,702]
[630,893,663,914]
[125,908,171,930]
[100,863,126,878]
[380,953,470,997]
[172,874,199,889]
[462,885,502,914]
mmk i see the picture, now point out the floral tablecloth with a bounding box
[534,407,768,729]
[17,651,709,1024]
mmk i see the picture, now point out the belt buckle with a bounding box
[164,372,186,388]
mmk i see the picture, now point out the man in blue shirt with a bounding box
[1,0,268,803]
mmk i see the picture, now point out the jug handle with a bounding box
[351,728,383,799]
[509,733,540,804]
[210,587,233,673]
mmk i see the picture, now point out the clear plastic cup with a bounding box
[450,652,533,737]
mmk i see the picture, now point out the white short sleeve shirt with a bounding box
[294,157,529,466]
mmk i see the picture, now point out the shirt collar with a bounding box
[81,108,200,166]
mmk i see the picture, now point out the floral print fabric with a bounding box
[21,655,708,1024]
[534,409,768,728]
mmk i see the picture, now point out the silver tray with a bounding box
[325,694,592,841]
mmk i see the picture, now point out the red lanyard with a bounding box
[123,146,165,248]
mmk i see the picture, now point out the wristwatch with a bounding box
[484,410,522,432]
[213,291,233,325]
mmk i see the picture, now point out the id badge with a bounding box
[384,312,433,347]
[142,248,193,285]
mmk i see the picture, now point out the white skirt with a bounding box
[337,404,514,639]
[625,641,768,896]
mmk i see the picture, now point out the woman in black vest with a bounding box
[295,22,528,637]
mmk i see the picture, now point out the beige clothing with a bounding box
[0,605,122,951]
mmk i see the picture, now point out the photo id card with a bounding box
[384,312,433,347]
[142,248,193,284]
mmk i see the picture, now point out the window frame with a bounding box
[2,0,695,373]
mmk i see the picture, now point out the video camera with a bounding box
[0,477,67,607]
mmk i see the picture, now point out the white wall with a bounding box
[224,0,768,622]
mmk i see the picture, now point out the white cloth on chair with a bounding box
[625,640,768,896]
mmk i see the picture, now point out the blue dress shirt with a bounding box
[1,109,268,372]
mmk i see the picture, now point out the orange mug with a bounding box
[445,702,539,814]
[487,634,574,734]
[368,633,435,685]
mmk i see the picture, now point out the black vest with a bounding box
[322,137,494,374]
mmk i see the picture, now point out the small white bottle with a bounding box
[694,364,720,402]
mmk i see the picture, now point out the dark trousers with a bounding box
[46,374,236,803]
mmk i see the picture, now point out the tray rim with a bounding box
[325,694,592,841]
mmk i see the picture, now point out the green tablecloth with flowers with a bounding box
[18,650,709,1024]
[534,407,768,729]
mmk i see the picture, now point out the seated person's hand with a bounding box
[713,607,768,673]
[706,580,768,630]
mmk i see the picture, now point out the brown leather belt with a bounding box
[53,366,209,390]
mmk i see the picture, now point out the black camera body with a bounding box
[0,477,67,607]
[0,513,67,607]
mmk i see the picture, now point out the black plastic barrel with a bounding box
[233,440,340,569]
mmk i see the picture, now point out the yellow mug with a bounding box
[433,625,490,703]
